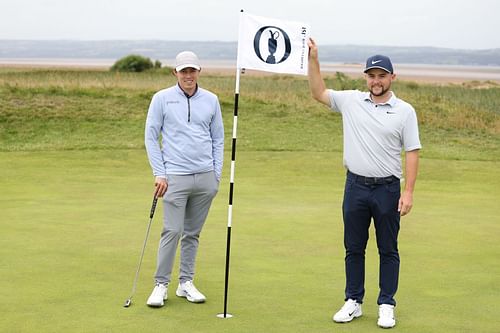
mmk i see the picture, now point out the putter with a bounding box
[123,196,158,308]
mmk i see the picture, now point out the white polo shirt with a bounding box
[328,89,421,179]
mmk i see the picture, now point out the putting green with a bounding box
[1,150,498,333]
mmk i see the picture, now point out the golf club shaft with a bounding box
[125,196,158,304]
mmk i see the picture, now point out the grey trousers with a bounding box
[154,171,219,285]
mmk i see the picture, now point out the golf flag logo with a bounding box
[237,12,310,75]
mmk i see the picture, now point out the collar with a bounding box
[176,83,199,98]
[363,91,397,107]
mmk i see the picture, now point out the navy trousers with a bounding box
[342,171,401,306]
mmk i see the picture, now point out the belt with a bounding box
[348,171,399,185]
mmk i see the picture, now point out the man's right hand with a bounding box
[154,176,168,198]
[308,38,319,61]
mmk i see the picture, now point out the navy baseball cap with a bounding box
[364,54,394,74]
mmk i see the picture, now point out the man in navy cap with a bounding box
[307,38,421,329]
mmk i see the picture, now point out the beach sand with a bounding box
[1,58,500,84]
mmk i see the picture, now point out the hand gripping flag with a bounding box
[237,12,311,75]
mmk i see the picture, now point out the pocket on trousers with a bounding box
[212,172,220,193]
[344,177,355,193]
[205,171,219,197]
[385,181,400,193]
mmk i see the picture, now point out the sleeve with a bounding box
[144,93,167,177]
[328,89,356,114]
[402,107,422,151]
[210,97,224,182]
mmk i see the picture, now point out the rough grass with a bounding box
[1,68,499,160]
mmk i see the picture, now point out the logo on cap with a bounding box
[364,54,393,74]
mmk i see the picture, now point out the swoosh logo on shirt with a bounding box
[371,60,383,65]
[386,111,396,114]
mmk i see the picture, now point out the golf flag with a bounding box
[237,12,311,75]
[218,11,311,319]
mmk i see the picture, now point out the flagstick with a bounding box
[217,66,242,319]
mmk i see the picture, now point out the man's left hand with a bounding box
[398,190,413,216]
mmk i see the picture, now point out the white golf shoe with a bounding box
[176,281,206,303]
[333,299,363,323]
[146,283,168,307]
[377,304,396,328]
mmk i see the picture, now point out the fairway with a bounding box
[1,150,499,333]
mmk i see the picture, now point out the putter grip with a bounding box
[150,197,158,219]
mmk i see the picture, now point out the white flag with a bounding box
[237,12,310,75]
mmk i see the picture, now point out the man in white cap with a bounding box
[307,38,421,328]
[144,51,224,307]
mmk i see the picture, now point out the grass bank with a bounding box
[0,68,498,160]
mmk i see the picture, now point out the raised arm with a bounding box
[308,38,331,106]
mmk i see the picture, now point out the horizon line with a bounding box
[0,39,499,51]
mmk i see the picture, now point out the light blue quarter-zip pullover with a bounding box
[145,84,224,181]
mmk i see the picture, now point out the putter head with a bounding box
[124,299,132,308]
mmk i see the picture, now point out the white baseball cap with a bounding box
[175,51,201,71]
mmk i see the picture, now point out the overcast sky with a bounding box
[0,0,498,50]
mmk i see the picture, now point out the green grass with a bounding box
[0,68,499,160]
[1,68,499,332]
[1,150,499,333]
